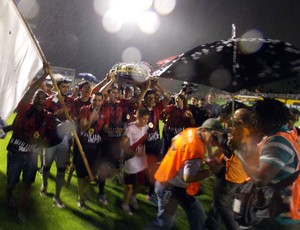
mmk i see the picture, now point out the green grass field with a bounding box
[0,114,214,230]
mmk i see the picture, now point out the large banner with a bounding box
[0,0,43,120]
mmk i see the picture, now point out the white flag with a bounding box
[0,0,43,120]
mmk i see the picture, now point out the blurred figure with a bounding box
[0,116,12,139]
[74,81,91,115]
[75,92,109,210]
[65,81,91,187]
[205,93,221,118]
[230,98,300,229]
[98,84,125,205]
[123,86,134,99]
[188,95,210,127]
[121,85,139,129]
[190,95,211,123]
[160,94,195,156]
[137,78,171,204]
[42,80,54,96]
[190,96,199,106]
[288,108,300,135]
[6,66,55,221]
[206,108,257,230]
[120,108,150,215]
[218,100,251,128]
[41,78,76,208]
[198,97,206,109]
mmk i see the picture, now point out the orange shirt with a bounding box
[225,154,248,184]
[155,128,205,195]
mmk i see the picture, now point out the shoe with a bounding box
[130,196,139,210]
[40,187,47,197]
[146,194,158,205]
[97,194,108,205]
[53,196,65,208]
[121,203,133,215]
[77,200,87,211]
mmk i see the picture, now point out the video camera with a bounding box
[181,81,198,95]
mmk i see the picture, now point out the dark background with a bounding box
[24,0,300,80]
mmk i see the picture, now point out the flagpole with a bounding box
[13,1,95,181]
[231,24,237,128]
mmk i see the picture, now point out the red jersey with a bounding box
[45,94,76,121]
[122,98,138,126]
[7,103,56,153]
[80,105,109,134]
[101,100,125,141]
[164,105,194,129]
[74,97,91,122]
[141,100,164,141]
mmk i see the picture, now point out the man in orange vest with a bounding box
[148,118,224,229]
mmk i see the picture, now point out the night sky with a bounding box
[25,0,300,80]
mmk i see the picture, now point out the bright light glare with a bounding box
[240,29,264,54]
[93,0,110,16]
[17,0,40,19]
[241,29,264,39]
[137,0,153,11]
[96,0,175,34]
[110,0,153,23]
[154,0,176,15]
[122,47,142,62]
[102,10,123,33]
[111,0,153,12]
[138,11,160,34]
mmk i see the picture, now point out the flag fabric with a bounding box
[0,0,43,120]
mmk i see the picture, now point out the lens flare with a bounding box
[122,47,142,62]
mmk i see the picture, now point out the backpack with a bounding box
[233,170,300,228]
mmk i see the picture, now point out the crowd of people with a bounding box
[1,63,300,229]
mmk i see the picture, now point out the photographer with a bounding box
[229,99,300,229]
[179,81,198,96]
[206,107,256,230]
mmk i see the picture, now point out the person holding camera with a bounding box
[229,99,300,229]
[206,107,258,230]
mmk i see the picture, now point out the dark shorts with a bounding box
[124,169,151,188]
[75,142,101,178]
[100,140,122,169]
[145,139,162,160]
[7,151,38,186]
